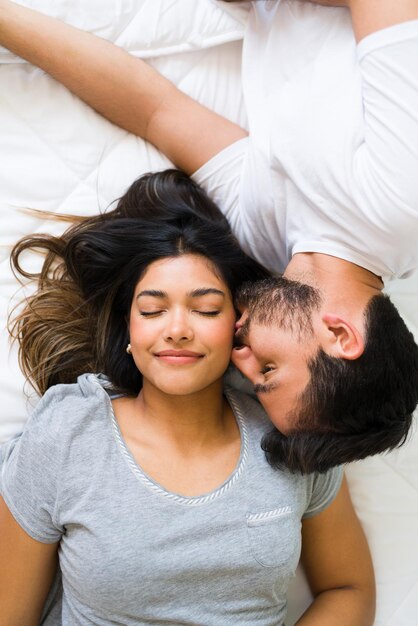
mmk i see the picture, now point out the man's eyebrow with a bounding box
[254,382,278,394]
[136,288,225,299]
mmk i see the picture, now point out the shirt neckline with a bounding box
[101,382,249,506]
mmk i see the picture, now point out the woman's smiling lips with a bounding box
[154,350,204,365]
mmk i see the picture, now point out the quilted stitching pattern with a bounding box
[0,0,245,62]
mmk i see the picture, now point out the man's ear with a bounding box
[321,313,365,360]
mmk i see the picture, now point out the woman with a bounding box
[0,171,374,625]
[1,0,417,461]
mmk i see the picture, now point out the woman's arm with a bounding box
[0,495,58,625]
[0,0,246,175]
[295,478,375,626]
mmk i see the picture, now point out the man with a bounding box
[0,0,417,471]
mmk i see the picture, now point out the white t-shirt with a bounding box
[194,1,418,280]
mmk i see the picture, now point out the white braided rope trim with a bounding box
[246,506,292,526]
[109,386,249,506]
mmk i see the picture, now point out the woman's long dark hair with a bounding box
[10,170,270,395]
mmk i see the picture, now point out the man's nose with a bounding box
[231,344,260,384]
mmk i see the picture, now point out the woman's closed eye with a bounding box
[139,309,221,317]
[139,310,164,317]
[194,310,220,317]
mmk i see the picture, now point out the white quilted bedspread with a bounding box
[0,2,417,625]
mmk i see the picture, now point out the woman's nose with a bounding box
[164,311,193,342]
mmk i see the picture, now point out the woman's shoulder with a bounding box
[34,371,106,406]
[1,374,112,543]
[25,373,111,437]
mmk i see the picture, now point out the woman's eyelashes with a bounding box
[196,310,221,317]
[139,310,163,317]
[139,309,221,317]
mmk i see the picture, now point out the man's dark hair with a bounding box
[237,275,322,337]
[262,293,418,473]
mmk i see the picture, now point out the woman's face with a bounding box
[129,254,237,396]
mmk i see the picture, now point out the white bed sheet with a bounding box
[0,2,417,625]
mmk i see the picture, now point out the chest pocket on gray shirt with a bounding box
[246,507,299,569]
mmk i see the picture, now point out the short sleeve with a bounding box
[303,466,344,519]
[191,137,247,233]
[0,434,21,494]
[1,390,64,543]
[357,19,418,61]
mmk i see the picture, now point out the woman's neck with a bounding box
[126,379,233,452]
[112,379,241,497]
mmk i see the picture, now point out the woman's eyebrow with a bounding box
[136,288,225,299]
[188,288,225,298]
[137,290,166,299]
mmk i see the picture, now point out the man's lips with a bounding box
[154,350,204,364]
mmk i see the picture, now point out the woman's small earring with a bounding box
[126,343,132,355]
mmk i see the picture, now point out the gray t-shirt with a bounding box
[2,373,342,625]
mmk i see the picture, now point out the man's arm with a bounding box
[350,0,418,41]
[295,478,375,626]
[0,0,246,175]
[306,0,418,40]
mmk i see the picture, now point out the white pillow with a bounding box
[0,0,245,62]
